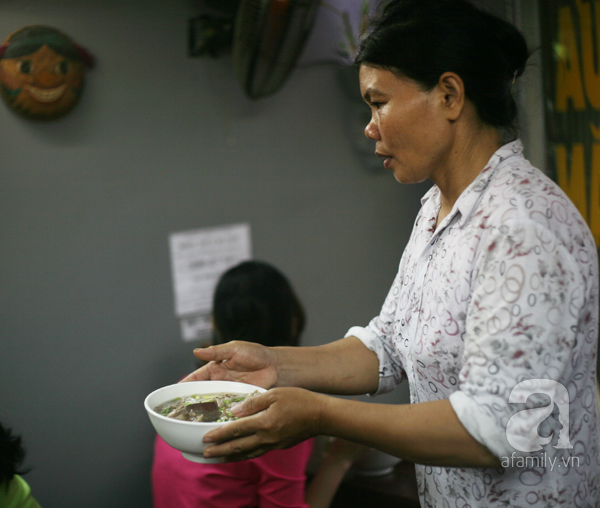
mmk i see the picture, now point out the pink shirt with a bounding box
[152,435,313,508]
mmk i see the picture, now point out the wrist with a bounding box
[270,346,284,387]
[270,345,305,387]
[312,392,333,436]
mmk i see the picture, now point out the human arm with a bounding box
[304,439,367,508]
[187,306,498,467]
[181,336,380,396]
[201,387,500,468]
[447,217,594,460]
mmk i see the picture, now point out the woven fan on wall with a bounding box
[190,0,320,99]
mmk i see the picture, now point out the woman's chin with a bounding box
[392,172,421,185]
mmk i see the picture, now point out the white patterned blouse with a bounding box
[348,140,600,508]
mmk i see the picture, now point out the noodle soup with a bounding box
[153,391,259,423]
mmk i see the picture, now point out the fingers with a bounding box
[180,344,238,383]
[180,361,228,383]
[203,395,269,444]
[203,433,269,462]
[192,345,227,363]
[202,415,268,460]
[224,447,268,462]
[201,392,275,459]
[179,366,211,383]
[204,414,250,443]
[198,388,323,463]
[231,391,271,418]
[193,346,217,362]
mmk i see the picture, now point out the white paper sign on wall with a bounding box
[169,223,252,342]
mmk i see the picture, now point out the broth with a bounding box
[153,391,258,423]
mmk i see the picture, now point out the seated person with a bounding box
[0,421,42,508]
[152,260,364,508]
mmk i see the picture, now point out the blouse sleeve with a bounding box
[346,269,408,396]
[449,218,589,459]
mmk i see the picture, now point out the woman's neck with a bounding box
[434,124,502,229]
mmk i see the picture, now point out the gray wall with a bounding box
[0,1,422,506]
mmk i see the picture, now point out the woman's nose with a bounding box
[364,118,380,141]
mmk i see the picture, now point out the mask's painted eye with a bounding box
[18,60,33,74]
[55,60,70,75]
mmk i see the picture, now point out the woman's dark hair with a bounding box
[212,261,306,348]
[355,0,530,138]
[0,422,29,489]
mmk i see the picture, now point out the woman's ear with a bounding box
[437,72,465,121]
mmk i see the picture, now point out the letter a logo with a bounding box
[506,379,573,452]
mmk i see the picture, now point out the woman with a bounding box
[153,260,364,508]
[182,1,600,506]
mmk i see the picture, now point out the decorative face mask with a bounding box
[0,26,94,121]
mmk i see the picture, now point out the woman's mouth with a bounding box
[376,151,392,169]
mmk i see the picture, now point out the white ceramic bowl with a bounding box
[144,380,266,463]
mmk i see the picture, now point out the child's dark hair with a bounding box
[355,0,530,138]
[0,422,30,489]
[212,261,306,347]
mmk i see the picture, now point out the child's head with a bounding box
[212,261,305,348]
[0,421,28,488]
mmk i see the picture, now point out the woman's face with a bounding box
[359,65,451,184]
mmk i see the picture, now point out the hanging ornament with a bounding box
[0,25,94,121]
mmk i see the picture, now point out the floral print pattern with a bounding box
[349,141,600,507]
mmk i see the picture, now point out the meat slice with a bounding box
[186,400,221,422]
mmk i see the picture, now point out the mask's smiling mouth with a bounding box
[27,84,67,103]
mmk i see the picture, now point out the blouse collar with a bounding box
[419,140,524,232]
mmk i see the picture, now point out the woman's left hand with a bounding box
[202,387,325,461]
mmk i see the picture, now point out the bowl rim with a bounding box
[144,380,267,426]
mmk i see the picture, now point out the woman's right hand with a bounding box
[180,340,278,389]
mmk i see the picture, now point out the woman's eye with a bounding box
[18,60,33,74]
[55,61,70,75]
